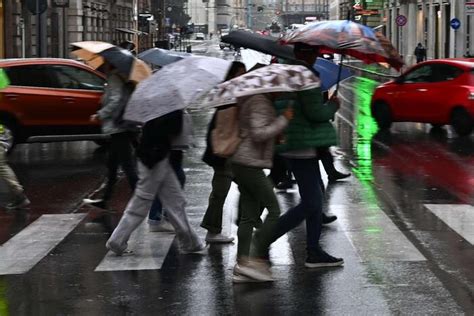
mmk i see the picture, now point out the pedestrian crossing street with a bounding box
[0,203,472,275]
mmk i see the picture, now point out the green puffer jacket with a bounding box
[274,87,338,152]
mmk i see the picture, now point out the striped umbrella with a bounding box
[280,20,404,70]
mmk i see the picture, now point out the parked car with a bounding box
[371,59,474,136]
[195,32,205,40]
[0,58,107,151]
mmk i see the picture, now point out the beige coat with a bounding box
[231,94,288,169]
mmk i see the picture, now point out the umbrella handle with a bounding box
[334,54,344,96]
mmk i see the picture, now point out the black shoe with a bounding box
[305,251,344,268]
[328,171,351,183]
[322,213,337,224]
[275,180,293,190]
[83,198,107,210]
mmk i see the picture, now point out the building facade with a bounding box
[279,0,329,27]
[384,0,469,65]
[1,0,144,58]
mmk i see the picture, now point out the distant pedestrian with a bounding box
[414,43,426,63]
[200,61,246,243]
[106,110,206,255]
[0,125,30,210]
[210,32,213,40]
[84,61,139,210]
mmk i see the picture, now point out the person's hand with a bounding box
[90,114,99,122]
[283,106,294,120]
[329,94,340,110]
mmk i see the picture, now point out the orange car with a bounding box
[0,58,107,151]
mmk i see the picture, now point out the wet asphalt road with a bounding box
[0,40,472,315]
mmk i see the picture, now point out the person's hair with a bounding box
[225,61,246,80]
[119,41,136,51]
[294,42,317,53]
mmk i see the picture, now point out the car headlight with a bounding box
[469,92,474,100]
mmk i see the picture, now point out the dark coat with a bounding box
[137,110,183,169]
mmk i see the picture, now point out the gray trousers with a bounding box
[0,149,24,197]
[108,158,203,252]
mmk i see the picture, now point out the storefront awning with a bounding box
[115,28,148,36]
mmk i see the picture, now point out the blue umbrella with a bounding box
[313,57,353,91]
[138,48,191,67]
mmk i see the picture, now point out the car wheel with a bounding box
[372,101,392,130]
[0,118,18,153]
[451,107,473,136]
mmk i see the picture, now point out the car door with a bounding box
[394,64,438,122]
[46,64,105,128]
[426,64,465,122]
[2,65,64,126]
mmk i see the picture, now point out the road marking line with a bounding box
[0,214,86,275]
[95,221,175,272]
[330,205,426,262]
[425,204,474,245]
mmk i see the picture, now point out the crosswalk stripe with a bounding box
[0,214,86,275]
[330,205,426,262]
[425,204,474,245]
[95,221,175,272]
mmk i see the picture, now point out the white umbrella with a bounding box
[124,56,231,123]
[196,63,321,108]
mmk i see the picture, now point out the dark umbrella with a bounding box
[221,30,296,61]
[71,41,151,82]
[138,48,191,67]
[314,58,353,91]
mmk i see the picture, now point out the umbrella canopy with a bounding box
[197,64,321,108]
[222,30,296,61]
[314,58,353,91]
[239,48,272,71]
[124,56,232,123]
[71,41,152,82]
[280,20,404,70]
[138,48,191,67]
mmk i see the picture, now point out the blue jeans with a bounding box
[148,151,186,221]
[274,158,324,253]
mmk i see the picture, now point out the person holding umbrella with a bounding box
[200,61,246,243]
[231,92,293,282]
[105,56,232,255]
[270,43,344,269]
[198,63,322,281]
[83,60,139,210]
[71,42,152,210]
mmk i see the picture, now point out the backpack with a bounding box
[211,105,241,158]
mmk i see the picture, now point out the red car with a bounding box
[371,59,474,136]
[0,58,106,151]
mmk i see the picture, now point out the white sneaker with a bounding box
[205,232,234,243]
[181,243,208,255]
[232,264,264,283]
[148,219,175,233]
[234,260,274,282]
